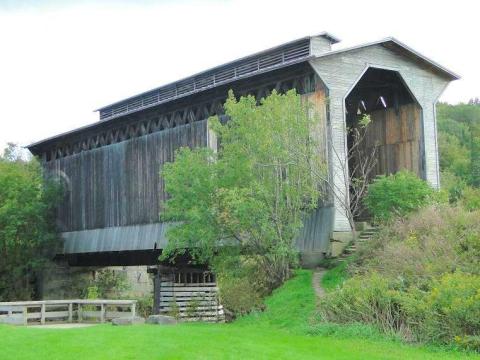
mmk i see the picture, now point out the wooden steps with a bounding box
[337,226,379,262]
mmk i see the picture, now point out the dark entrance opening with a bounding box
[345,68,424,219]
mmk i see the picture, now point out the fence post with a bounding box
[68,303,73,323]
[78,304,82,323]
[100,303,105,323]
[131,302,136,320]
[41,303,45,325]
[22,306,27,326]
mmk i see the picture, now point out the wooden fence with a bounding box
[0,299,136,326]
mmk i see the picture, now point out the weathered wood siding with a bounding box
[303,80,329,167]
[37,65,335,256]
[46,120,208,232]
[362,103,423,177]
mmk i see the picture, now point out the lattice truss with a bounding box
[41,71,315,162]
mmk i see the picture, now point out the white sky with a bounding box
[0,0,478,152]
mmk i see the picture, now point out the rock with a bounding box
[111,316,145,326]
[146,315,177,325]
[223,309,235,323]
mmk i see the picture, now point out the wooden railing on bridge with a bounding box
[0,299,136,326]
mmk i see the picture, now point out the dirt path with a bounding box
[312,268,326,299]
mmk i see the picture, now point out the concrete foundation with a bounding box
[300,251,326,268]
[330,231,354,257]
[39,261,153,300]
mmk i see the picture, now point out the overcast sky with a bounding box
[0,0,478,152]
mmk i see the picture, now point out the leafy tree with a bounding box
[0,146,61,301]
[161,90,324,289]
[470,121,480,187]
[437,102,480,186]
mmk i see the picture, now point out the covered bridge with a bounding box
[27,32,458,310]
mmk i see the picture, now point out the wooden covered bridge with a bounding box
[27,32,458,320]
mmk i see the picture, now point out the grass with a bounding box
[321,259,349,291]
[0,270,478,360]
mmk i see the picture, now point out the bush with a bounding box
[135,294,154,318]
[364,170,433,222]
[320,204,480,350]
[354,205,480,283]
[319,273,410,337]
[440,171,480,210]
[82,269,130,299]
[167,298,180,320]
[218,275,263,317]
[461,186,480,211]
[422,272,480,348]
[319,271,480,349]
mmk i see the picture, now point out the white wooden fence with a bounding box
[0,299,136,326]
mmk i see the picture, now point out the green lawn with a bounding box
[321,260,349,291]
[0,270,477,360]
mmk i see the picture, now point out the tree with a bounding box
[0,147,61,301]
[299,114,377,234]
[437,102,480,187]
[161,90,324,289]
[470,121,480,187]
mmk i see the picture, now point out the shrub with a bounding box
[167,298,180,320]
[422,272,480,347]
[319,273,411,338]
[134,294,154,318]
[186,297,201,318]
[86,286,100,300]
[81,269,130,299]
[364,170,433,222]
[354,205,480,287]
[320,204,480,350]
[461,186,480,211]
[218,275,263,316]
[319,271,480,349]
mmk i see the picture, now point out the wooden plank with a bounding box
[159,286,219,292]
[160,282,217,287]
[160,293,217,299]
[160,310,224,317]
[82,311,102,318]
[400,105,407,142]
[0,305,23,312]
[27,312,41,320]
[159,305,223,311]
[159,300,219,306]
[44,311,70,319]
[105,311,132,319]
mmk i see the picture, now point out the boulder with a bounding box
[146,315,177,325]
[111,316,145,326]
